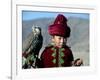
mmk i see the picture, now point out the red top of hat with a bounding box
[48,14,70,38]
[54,14,67,25]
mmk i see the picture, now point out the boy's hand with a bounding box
[73,58,83,66]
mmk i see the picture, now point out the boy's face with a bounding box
[52,35,67,48]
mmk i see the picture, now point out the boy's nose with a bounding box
[60,38,64,43]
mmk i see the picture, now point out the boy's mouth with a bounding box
[57,43,64,48]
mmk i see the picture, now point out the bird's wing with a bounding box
[29,35,43,55]
[29,35,39,51]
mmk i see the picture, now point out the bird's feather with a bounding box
[22,27,43,69]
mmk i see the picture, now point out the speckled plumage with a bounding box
[22,26,43,69]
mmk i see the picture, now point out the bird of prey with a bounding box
[22,25,43,69]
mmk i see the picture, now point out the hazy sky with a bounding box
[22,10,89,21]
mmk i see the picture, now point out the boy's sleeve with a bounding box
[69,50,74,61]
[38,48,47,68]
[67,49,74,66]
[68,49,74,66]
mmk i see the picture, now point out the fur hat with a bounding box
[48,14,70,38]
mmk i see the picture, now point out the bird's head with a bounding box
[32,25,41,35]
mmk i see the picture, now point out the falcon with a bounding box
[22,25,43,69]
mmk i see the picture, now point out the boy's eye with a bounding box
[58,37,61,39]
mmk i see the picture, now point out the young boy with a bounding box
[39,14,83,68]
